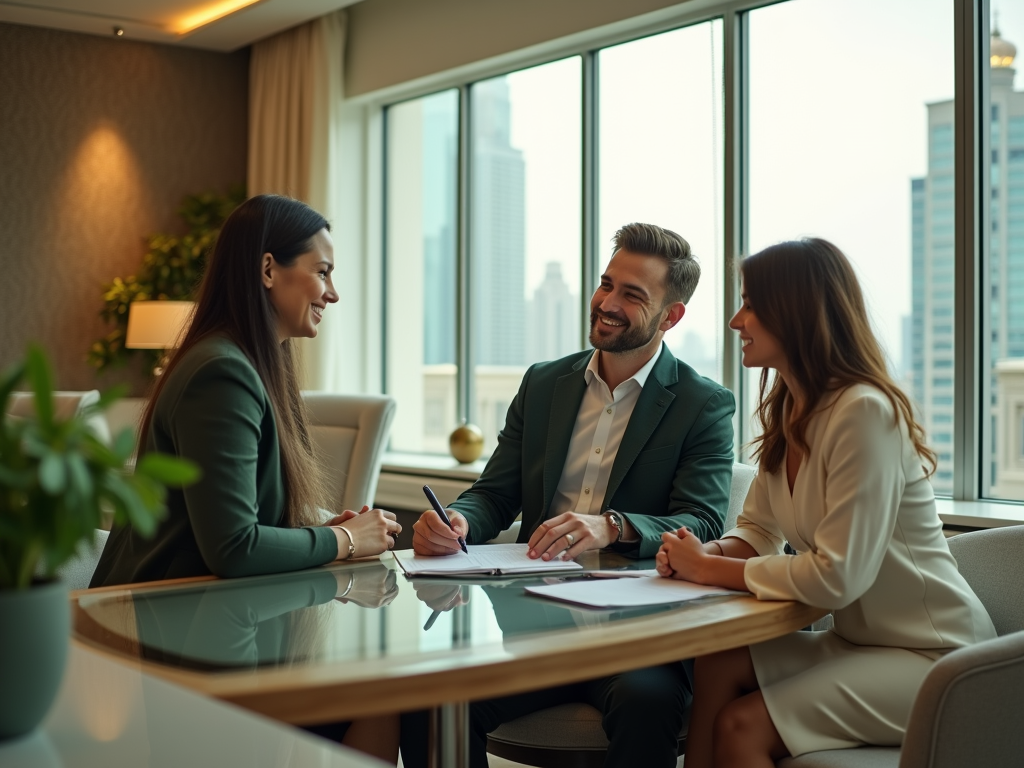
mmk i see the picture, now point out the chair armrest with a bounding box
[900,631,1024,768]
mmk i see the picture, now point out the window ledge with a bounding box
[934,498,1024,529]
[377,451,486,510]
[376,453,1024,529]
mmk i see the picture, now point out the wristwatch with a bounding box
[604,510,624,544]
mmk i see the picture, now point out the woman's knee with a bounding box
[712,694,783,760]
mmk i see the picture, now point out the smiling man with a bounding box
[409,222,736,768]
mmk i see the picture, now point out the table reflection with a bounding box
[74,553,683,672]
[411,571,681,643]
[77,562,398,672]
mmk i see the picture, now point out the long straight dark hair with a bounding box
[742,238,937,476]
[140,194,330,528]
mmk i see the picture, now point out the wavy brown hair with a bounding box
[742,238,936,476]
[139,195,330,528]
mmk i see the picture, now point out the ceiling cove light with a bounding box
[172,0,262,35]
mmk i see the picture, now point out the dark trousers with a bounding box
[401,661,691,768]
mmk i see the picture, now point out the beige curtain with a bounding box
[248,10,347,390]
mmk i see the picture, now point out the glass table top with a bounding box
[72,553,725,674]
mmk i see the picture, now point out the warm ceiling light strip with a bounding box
[172,0,262,34]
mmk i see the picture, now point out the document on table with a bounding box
[526,576,746,609]
[393,543,584,577]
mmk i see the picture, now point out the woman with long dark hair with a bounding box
[92,195,401,761]
[656,239,995,767]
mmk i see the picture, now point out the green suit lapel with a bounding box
[603,345,679,507]
[541,354,591,517]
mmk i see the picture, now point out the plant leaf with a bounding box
[136,453,201,486]
[66,453,95,508]
[112,428,136,463]
[24,345,54,428]
[91,384,129,413]
[39,451,68,494]
[0,361,25,416]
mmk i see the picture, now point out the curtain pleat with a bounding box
[248,11,347,390]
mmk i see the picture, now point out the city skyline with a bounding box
[388,2,1024,460]
[913,26,1022,495]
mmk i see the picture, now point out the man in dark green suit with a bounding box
[410,223,735,768]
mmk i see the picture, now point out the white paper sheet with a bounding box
[525,576,746,608]
[393,543,584,577]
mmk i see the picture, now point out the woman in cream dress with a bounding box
[656,238,995,768]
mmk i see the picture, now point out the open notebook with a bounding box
[393,543,584,577]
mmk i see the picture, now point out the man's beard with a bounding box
[589,309,661,353]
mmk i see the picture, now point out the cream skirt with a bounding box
[750,630,936,757]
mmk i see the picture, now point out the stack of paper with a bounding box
[525,576,745,608]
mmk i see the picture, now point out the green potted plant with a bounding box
[88,186,245,377]
[0,345,199,741]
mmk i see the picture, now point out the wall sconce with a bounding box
[125,301,194,376]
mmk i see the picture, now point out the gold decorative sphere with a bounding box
[449,422,484,464]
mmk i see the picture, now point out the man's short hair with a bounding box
[612,223,700,305]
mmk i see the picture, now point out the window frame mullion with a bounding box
[457,83,474,427]
[723,8,751,458]
[952,0,987,500]
[581,51,599,347]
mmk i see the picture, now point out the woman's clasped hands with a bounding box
[656,526,711,582]
[324,505,402,559]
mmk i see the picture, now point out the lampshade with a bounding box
[125,301,194,349]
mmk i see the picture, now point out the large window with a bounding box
[470,59,582,453]
[384,90,458,454]
[599,21,724,381]
[747,0,955,486]
[378,0,1020,507]
[984,4,1024,500]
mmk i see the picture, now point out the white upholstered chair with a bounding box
[6,390,111,445]
[302,393,397,513]
[485,462,758,767]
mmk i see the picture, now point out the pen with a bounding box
[422,587,463,631]
[422,484,468,554]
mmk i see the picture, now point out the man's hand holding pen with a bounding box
[412,507,471,556]
[412,582,469,613]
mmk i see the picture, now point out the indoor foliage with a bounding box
[0,346,199,590]
[88,186,246,375]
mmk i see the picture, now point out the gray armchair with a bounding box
[782,524,1024,768]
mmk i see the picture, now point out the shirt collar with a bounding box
[585,342,664,390]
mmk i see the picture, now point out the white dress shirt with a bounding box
[548,344,664,518]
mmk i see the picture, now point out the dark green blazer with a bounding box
[450,345,736,558]
[91,335,338,587]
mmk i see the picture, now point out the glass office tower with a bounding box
[912,28,1023,496]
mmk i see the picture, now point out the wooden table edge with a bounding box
[74,596,825,723]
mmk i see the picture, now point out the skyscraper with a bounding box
[422,95,458,365]
[912,27,1022,494]
[527,261,578,362]
[471,77,527,366]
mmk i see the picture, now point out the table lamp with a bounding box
[125,300,195,376]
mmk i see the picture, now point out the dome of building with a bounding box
[991,29,1016,68]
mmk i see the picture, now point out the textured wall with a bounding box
[0,22,248,393]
